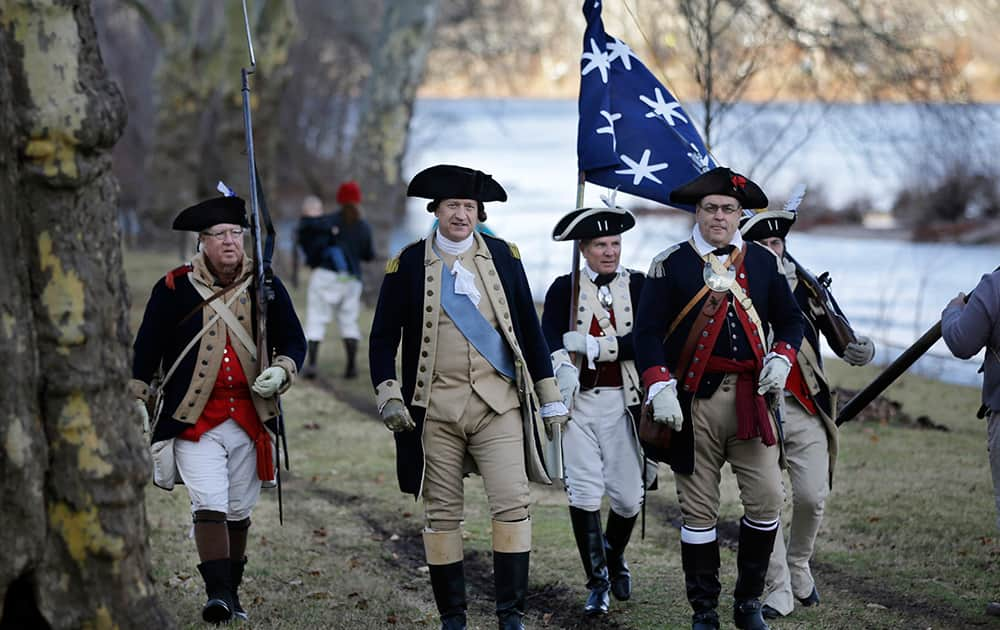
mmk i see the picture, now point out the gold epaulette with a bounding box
[508,242,521,260]
[385,257,400,274]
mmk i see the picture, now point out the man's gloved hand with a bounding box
[544,412,570,441]
[843,335,875,366]
[651,381,683,431]
[252,366,287,398]
[554,363,579,407]
[562,331,589,355]
[757,355,792,395]
[135,399,149,433]
[381,399,415,432]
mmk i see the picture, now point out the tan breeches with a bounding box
[422,391,529,530]
[763,398,830,613]
[675,374,784,529]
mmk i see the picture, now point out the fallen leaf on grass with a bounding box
[306,590,333,599]
[868,516,881,523]
[866,602,888,610]
[253,596,265,606]
[386,614,398,624]
[348,557,362,569]
[402,511,412,518]
[355,598,369,610]
[309,569,322,576]
[542,612,554,625]
[313,527,328,537]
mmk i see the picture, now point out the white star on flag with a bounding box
[615,149,669,185]
[581,37,611,84]
[605,37,638,70]
[686,143,711,172]
[596,110,622,150]
[639,87,688,126]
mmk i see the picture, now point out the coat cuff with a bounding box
[642,366,672,390]
[129,378,150,402]
[272,355,298,395]
[769,341,798,366]
[596,336,619,362]
[534,377,561,406]
[375,378,404,411]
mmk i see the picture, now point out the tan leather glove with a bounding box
[381,399,416,432]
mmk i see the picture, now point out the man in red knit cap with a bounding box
[297,180,375,379]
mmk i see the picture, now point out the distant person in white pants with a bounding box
[740,207,875,621]
[941,268,1000,618]
[297,182,375,379]
[541,205,653,617]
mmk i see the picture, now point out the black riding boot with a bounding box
[304,340,320,379]
[604,510,637,601]
[230,556,248,621]
[197,558,234,624]
[733,517,778,630]
[569,506,611,615]
[682,538,721,630]
[494,550,529,629]
[343,338,358,379]
[430,561,467,630]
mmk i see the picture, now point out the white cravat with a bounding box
[691,224,743,258]
[435,230,481,307]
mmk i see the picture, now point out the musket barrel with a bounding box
[835,321,942,425]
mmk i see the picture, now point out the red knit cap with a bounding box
[336,180,362,205]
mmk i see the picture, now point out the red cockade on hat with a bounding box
[731,174,747,190]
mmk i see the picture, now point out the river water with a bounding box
[397,99,1000,387]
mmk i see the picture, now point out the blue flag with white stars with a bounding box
[577,0,714,211]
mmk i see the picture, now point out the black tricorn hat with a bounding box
[552,206,636,241]
[407,164,507,203]
[739,209,797,241]
[172,196,249,232]
[669,166,768,209]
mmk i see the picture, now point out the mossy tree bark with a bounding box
[0,2,172,628]
[354,0,441,300]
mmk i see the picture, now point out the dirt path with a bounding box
[304,377,991,629]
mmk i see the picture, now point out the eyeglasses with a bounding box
[443,200,478,211]
[201,227,245,241]
[698,203,741,215]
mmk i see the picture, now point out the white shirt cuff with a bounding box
[645,378,676,403]
[540,401,569,418]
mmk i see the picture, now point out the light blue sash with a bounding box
[437,254,516,380]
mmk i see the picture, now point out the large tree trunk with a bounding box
[0,3,172,628]
[354,0,441,301]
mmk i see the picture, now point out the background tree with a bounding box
[0,3,171,628]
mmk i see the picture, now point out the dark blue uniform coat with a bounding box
[634,241,805,473]
[369,234,557,497]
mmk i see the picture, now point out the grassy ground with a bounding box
[128,250,999,629]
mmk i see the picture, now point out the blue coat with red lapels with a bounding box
[633,239,805,474]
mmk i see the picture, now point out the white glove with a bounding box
[381,399,416,432]
[135,399,149,433]
[554,363,579,407]
[757,354,792,395]
[252,366,287,398]
[651,381,683,431]
[843,335,875,366]
[562,331,589,354]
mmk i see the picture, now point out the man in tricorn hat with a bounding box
[633,167,805,630]
[740,205,875,620]
[131,195,306,624]
[540,203,652,616]
[368,164,569,630]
